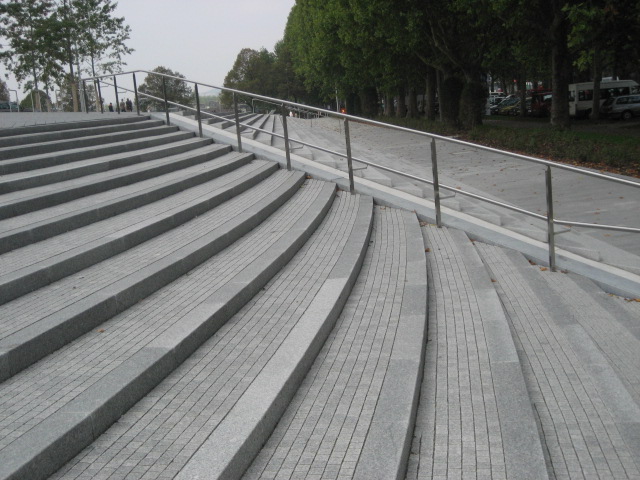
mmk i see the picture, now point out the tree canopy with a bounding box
[0,0,132,111]
[137,66,194,111]
[222,0,640,129]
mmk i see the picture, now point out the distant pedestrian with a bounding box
[126,98,133,112]
[119,100,125,112]
[108,102,114,112]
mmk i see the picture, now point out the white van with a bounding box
[568,79,639,117]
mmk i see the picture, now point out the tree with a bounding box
[55,0,132,112]
[0,79,9,101]
[0,0,65,111]
[137,66,194,111]
[70,0,133,78]
[221,48,279,106]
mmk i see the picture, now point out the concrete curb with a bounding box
[0,171,305,382]
[0,183,337,480]
[175,194,373,480]
[0,161,277,305]
[354,210,428,480]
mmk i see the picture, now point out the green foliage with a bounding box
[137,66,194,111]
[0,79,9,101]
[0,0,132,111]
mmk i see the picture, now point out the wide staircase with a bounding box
[0,113,639,480]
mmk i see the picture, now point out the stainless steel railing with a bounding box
[81,69,640,271]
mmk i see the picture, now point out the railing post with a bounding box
[195,83,203,138]
[344,118,355,194]
[545,166,557,271]
[281,104,292,171]
[132,72,140,116]
[233,93,243,152]
[162,76,170,125]
[431,138,442,227]
[113,76,120,114]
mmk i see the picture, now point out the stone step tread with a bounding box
[0,136,213,193]
[53,190,370,480]
[406,226,547,480]
[0,143,233,221]
[0,150,252,254]
[244,206,427,480]
[475,242,640,479]
[0,119,166,148]
[0,160,277,304]
[0,180,336,480]
[534,267,640,409]
[0,171,305,381]
[0,130,195,175]
[0,125,180,160]
[0,115,150,138]
[0,143,227,205]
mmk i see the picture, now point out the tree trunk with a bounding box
[459,75,485,129]
[518,75,527,117]
[384,93,393,116]
[590,48,602,120]
[425,66,437,121]
[408,86,418,118]
[396,85,406,117]
[550,2,571,129]
[440,73,462,128]
[31,69,42,112]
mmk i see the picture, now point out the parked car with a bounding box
[493,96,520,115]
[0,101,19,112]
[490,95,517,115]
[600,94,640,120]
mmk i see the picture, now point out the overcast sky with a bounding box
[1,0,295,101]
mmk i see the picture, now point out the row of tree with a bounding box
[0,0,131,112]
[222,0,640,129]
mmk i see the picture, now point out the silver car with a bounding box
[601,94,640,120]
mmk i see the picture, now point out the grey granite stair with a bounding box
[0,160,278,304]
[0,169,305,382]
[475,242,640,479]
[0,179,337,480]
[407,226,548,480]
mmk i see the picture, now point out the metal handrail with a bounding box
[81,69,640,271]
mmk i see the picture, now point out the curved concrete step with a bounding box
[0,115,149,138]
[52,189,371,480]
[0,118,165,148]
[0,170,305,382]
[0,143,233,220]
[254,114,276,146]
[476,242,640,479]
[242,207,427,480]
[407,226,548,480]
[0,179,336,480]
[0,130,196,175]
[0,136,214,194]
[0,160,278,305]
[0,149,257,255]
[0,124,179,161]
